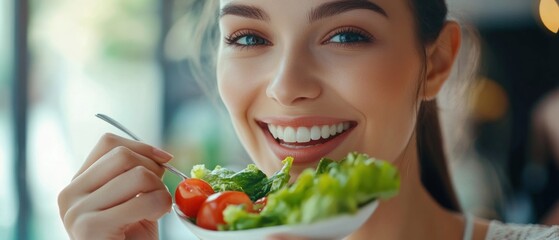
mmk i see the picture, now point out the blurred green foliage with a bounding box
[97,0,158,62]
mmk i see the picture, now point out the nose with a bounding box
[266,46,322,106]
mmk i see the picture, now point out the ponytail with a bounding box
[417,100,462,211]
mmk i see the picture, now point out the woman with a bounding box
[57,0,559,239]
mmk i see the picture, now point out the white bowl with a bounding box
[173,200,378,240]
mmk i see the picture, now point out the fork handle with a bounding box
[96,113,188,179]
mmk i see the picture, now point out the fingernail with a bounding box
[153,147,174,162]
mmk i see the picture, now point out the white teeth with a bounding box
[268,122,352,143]
[268,125,277,139]
[283,127,296,143]
[310,126,321,141]
[321,125,330,139]
[276,126,284,139]
[329,125,337,136]
[296,127,311,143]
[337,123,343,133]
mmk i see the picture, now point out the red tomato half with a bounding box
[175,178,215,218]
[196,191,253,230]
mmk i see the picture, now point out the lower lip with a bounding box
[263,127,353,164]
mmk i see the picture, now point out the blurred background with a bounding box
[0,0,557,239]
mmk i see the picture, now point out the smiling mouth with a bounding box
[260,121,356,148]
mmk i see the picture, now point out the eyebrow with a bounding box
[219,3,270,21]
[309,0,388,22]
[219,0,387,23]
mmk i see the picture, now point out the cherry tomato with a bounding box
[254,197,267,212]
[196,191,253,230]
[175,178,215,218]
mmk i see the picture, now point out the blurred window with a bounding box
[25,0,162,238]
[0,0,16,239]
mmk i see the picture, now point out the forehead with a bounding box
[218,0,413,20]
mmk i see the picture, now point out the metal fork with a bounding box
[96,113,188,179]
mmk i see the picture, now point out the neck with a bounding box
[347,136,464,240]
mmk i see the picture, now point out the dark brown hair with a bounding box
[410,0,462,212]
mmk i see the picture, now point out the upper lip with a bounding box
[257,116,353,127]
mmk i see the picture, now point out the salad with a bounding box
[174,152,400,231]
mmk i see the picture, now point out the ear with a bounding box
[421,21,461,100]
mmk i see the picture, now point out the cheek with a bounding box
[217,55,281,174]
[353,54,420,112]
[326,49,421,161]
[217,49,273,115]
[365,59,419,160]
[218,62,245,116]
[217,56,256,138]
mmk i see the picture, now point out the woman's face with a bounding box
[217,0,423,176]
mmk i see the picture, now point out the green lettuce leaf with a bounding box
[191,157,293,201]
[222,152,400,231]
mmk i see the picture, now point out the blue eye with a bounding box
[325,27,374,45]
[236,35,267,46]
[330,32,368,43]
[225,31,270,48]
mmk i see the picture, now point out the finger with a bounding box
[74,133,173,179]
[68,189,171,240]
[62,166,167,228]
[106,189,172,223]
[73,146,165,192]
[79,165,167,213]
[59,147,166,217]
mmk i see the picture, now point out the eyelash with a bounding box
[224,30,270,49]
[322,27,375,46]
[223,27,375,49]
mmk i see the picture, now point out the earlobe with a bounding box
[422,21,462,101]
